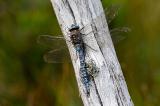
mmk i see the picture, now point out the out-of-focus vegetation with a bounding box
[0,0,160,106]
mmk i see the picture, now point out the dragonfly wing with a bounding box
[110,27,131,44]
[79,5,131,46]
[37,35,66,49]
[37,35,71,63]
[44,48,71,63]
[80,4,120,36]
[104,4,120,24]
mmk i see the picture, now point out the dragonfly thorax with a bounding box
[70,29,83,45]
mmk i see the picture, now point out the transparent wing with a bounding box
[37,35,66,49]
[37,35,71,63]
[104,4,120,24]
[110,27,131,44]
[80,4,120,35]
[44,49,71,63]
[80,5,131,47]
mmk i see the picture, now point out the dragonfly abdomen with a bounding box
[80,65,90,96]
[75,44,91,96]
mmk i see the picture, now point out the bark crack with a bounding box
[65,0,76,24]
[92,77,103,106]
[108,62,127,106]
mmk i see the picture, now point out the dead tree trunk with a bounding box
[50,0,134,106]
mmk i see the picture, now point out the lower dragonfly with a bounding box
[37,4,131,97]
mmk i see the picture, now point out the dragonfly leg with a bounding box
[81,31,93,37]
[80,26,85,31]
[84,43,97,52]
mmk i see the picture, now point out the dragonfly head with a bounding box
[69,24,79,31]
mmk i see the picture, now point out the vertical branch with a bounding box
[50,0,134,106]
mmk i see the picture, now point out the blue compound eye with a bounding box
[69,24,79,31]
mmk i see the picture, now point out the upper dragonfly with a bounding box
[37,4,131,63]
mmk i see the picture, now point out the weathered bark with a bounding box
[50,0,134,106]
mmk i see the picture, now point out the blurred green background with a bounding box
[0,0,160,106]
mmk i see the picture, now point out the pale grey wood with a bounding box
[50,0,134,106]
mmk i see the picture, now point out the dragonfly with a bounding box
[38,23,92,96]
[38,4,131,63]
[65,24,91,96]
[37,4,130,96]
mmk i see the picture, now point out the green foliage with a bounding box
[0,0,160,106]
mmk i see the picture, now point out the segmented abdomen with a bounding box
[75,44,90,96]
[80,65,90,96]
